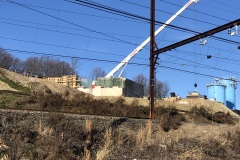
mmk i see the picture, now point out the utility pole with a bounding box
[149,0,155,119]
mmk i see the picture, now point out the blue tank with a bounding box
[219,78,237,110]
[207,82,226,105]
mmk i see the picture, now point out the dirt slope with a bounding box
[0,68,238,117]
[96,95,239,117]
[0,81,18,91]
[0,68,81,98]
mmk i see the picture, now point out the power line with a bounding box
[5,0,137,47]
[0,35,147,61]
[4,0,240,79]
[67,0,239,46]
[0,20,139,46]
[164,51,240,75]
[0,17,146,39]
[120,0,219,27]
[0,0,146,24]
[202,0,240,15]
[5,0,239,49]
[175,49,240,66]
[159,0,231,22]
[5,47,236,81]
[2,15,238,73]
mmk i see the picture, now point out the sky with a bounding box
[0,0,240,108]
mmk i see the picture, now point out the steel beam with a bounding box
[153,19,240,55]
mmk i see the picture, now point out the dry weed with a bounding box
[85,119,92,133]
[136,126,144,150]
[96,148,109,160]
[96,127,113,160]
[84,147,90,160]
[146,120,152,141]
[104,127,112,147]
[136,120,153,149]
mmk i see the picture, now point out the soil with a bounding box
[0,68,83,97]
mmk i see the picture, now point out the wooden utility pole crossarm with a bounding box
[153,18,240,55]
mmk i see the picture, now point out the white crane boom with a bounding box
[105,0,199,78]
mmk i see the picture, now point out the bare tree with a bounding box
[134,74,170,98]
[0,49,14,69]
[0,48,24,71]
[155,80,170,99]
[10,58,23,71]
[90,67,106,80]
[71,57,80,75]
[23,56,76,77]
[23,57,40,75]
[134,74,148,96]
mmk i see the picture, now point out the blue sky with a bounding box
[0,0,240,108]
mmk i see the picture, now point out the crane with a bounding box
[105,0,199,78]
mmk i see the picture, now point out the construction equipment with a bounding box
[105,0,199,78]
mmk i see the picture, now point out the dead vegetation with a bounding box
[0,68,240,159]
[0,100,239,159]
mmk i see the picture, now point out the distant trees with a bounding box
[133,74,148,96]
[23,56,76,77]
[134,73,170,98]
[155,81,170,99]
[0,47,78,77]
[89,67,106,80]
[0,48,23,71]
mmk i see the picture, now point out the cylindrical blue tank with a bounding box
[219,78,237,110]
[207,82,226,105]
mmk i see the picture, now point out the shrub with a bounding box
[160,108,185,132]
[189,107,236,124]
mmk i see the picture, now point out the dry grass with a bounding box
[96,127,113,160]
[85,119,92,133]
[104,128,112,148]
[0,110,239,159]
[96,148,109,160]
[84,148,90,160]
[1,68,240,159]
[135,120,154,150]
[136,126,144,150]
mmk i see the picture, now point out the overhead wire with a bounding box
[67,0,239,45]
[0,17,147,39]
[0,35,149,61]
[5,47,239,81]
[3,45,240,80]
[0,20,138,46]
[164,51,240,75]
[3,0,240,79]
[5,0,138,47]
[120,0,219,27]
[158,0,230,22]
[5,0,240,49]
[202,0,240,15]
[175,48,240,66]
[2,0,239,63]
[0,0,146,24]
[7,19,238,74]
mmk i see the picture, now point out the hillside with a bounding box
[0,68,81,97]
[0,68,238,116]
[0,68,239,159]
